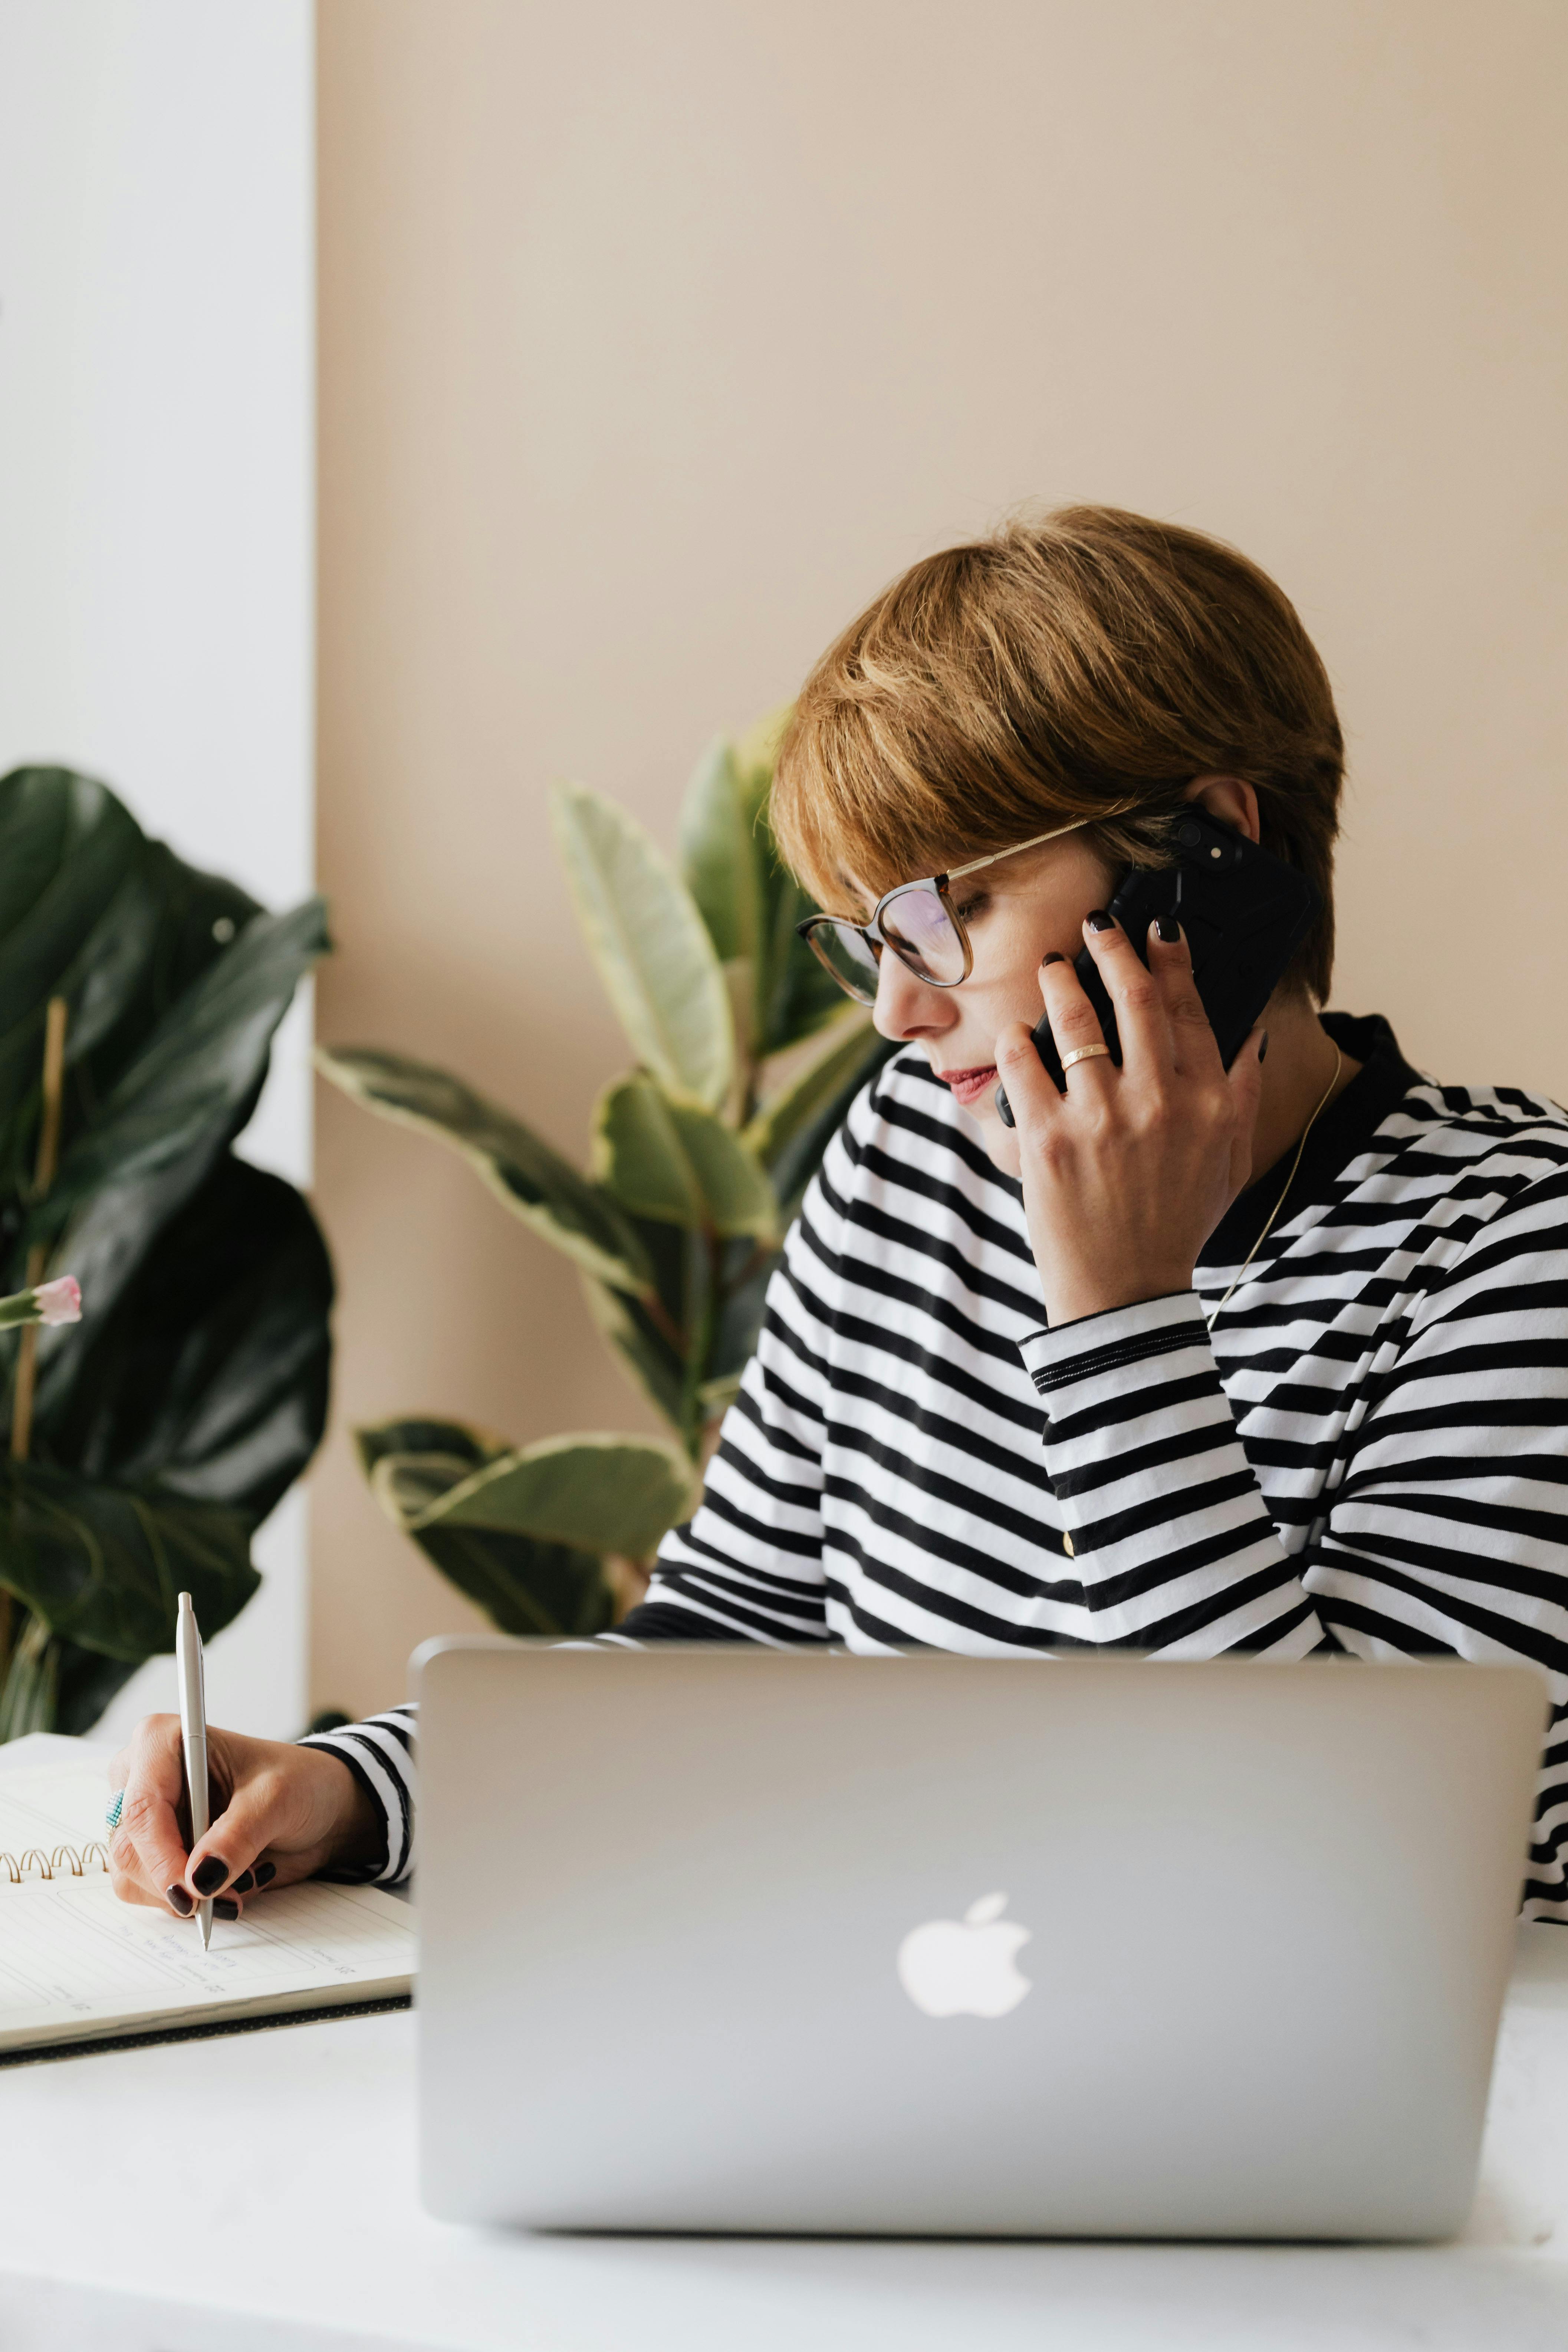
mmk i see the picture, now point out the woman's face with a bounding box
[865,831,1117,1179]
[861,778,1259,1176]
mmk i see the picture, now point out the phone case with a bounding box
[995,812,1319,1126]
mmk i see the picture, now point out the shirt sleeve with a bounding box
[1019,1290,1327,1656]
[610,1195,835,1648]
[1298,1172,1568,1911]
[298,1704,417,1886]
[1019,1177,1568,1910]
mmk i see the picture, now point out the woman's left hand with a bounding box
[994,912,1266,1328]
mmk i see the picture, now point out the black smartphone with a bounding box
[994,810,1319,1126]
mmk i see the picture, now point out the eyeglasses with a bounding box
[796,818,1100,1007]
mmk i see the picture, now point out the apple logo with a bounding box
[896,1891,1032,2018]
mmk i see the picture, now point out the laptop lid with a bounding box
[415,1644,1542,2238]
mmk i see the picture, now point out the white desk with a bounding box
[2,1929,1568,2352]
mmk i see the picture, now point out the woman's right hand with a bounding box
[105,1716,381,1919]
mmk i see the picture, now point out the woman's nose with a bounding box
[873,953,953,1042]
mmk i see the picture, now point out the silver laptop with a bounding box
[414,1641,1543,2239]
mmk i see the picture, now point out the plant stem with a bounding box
[9,996,68,1467]
[3,997,68,1688]
[679,1226,718,1457]
[639,1291,686,1356]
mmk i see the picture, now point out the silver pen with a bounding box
[175,1591,213,1951]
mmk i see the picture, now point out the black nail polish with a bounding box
[1259,1031,1270,1063]
[192,1856,229,1895]
[229,1869,256,1896]
[1041,951,1065,968]
[213,1898,240,1922]
[254,1862,277,1888]
[1087,909,1115,932]
[166,1884,194,1917]
[1155,912,1181,944]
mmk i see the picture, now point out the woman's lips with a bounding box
[937,1064,998,1109]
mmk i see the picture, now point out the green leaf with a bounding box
[28,1154,333,1522]
[0,1459,259,1664]
[51,1640,142,1737]
[592,1074,779,1241]
[743,1013,884,1170]
[767,1033,897,1226]
[359,1426,616,1640]
[395,1515,611,1639]
[317,1045,654,1295]
[707,1233,782,1392]
[0,769,145,1158]
[38,897,330,1231]
[755,863,850,1060]
[0,1616,58,1742]
[697,1368,746,1420]
[708,705,847,1061]
[552,780,733,1110]
[679,736,764,972]
[417,1431,699,1558]
[0,827,263,1268]
[0,1613,131,1742]
[580,1271,689,1438]
[355,1417,506,1484]
[0,769,329,1737]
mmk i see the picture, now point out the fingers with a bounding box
[1142,916,1224,1076]
[184,1766,297,1903]
[1072,911,1173,1080]
[995,1007,1065,1131]
[107,1714,196,1918]
[1034,947,1116,1089]
[107,1722,374,1915]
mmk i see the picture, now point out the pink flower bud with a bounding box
[34,1276,81,1327]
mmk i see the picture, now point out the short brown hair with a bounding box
[771,506,1344,1000]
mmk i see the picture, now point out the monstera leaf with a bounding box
[0,1461,258,1664]
[33,1156,333,1518]
[0,771,278,1226]
[0,766,334,1738]
[33,900,328,1233]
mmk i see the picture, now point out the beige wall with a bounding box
[313,0,1568,1717]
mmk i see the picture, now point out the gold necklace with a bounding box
[1204,1044,1342,1331]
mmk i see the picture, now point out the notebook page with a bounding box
[0,1759,117,1856]
[0,1766,416,2052]
[0,1876,415,2050]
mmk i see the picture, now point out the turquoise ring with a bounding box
[105,1788,124,1833]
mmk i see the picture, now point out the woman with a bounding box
[105,507,1568,1922]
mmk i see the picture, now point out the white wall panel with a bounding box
[0,1,316,1740]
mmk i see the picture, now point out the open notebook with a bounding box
[0,1744,415,2060]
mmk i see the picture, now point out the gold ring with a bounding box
[1061,1043,1111,1072]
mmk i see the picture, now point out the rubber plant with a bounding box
[0,768,333,1738]
[318,709,891,1639]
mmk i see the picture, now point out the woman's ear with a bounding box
[1183,773,1260,845]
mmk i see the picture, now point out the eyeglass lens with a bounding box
[878,886,968,986]
[805,922,881,1004]
[803,884,969,1005]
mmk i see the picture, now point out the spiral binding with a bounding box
[0,1842,109,1885]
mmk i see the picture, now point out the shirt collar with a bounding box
[1198,1012,1424,1271]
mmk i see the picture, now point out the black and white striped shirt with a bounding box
[307,1012,1568,1921]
